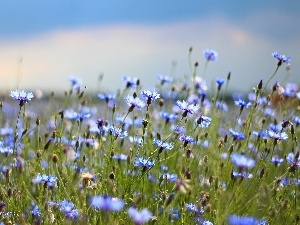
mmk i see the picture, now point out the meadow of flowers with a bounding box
[0,48,299,225]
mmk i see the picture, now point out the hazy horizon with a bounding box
[1,1,299,94]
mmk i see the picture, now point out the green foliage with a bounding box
[0,49,299,225]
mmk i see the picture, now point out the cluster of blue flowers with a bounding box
[48,199,79,221]
[2,49,297,224]
[32,174,58,188]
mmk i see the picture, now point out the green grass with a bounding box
[0,49,299,225]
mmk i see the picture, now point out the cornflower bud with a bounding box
[36,117,40,126]
[165,193,175,207]
[224,134,228,143]
[257,80,263,90]
[52,154,58,163]
[291,124,295,135]
[109,172,115,180]
[259,168,265,179]
[159,98,164,107]
[142,119,148,128]
[133,92,137,98]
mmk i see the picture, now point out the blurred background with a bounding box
[1,1,300,94]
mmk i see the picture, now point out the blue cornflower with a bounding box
[252,130,269,139]
[194,76,208,91]
[77,112,91,121]
[0,126,14,136]
[264,108,275,117]
[287,152,300,169]
[179,135,194,147]
[248,93,268,105]
[134,157,155,169]
[171,125,186,134]
[0,146,13,155]
[64,109,91,121]
[231,153,256,170]
[203,49,218,62]
[2,166,9,174]
[232,92,245,101]
[229,128,245,140]
[161,165,168,171]
[196,115,212,128]
[64,109,81,120]
[283,83,298,97]
[186,203,204,214]
[90,195,124,211]
[267,130,288,140]
[202,99,211,110]
[272,51,291,66]
[258,220,269,225]
[269,123,282,132]
[128,207,152,225]
[97,93,116,102]
[96,118,105,129]
[148,174,155,182]
[168,207,180,222]
[141,90,160,104]
[292,116,300,126]
[115,116,134,130]
[112,154,128,161]
[31,204,42,218]
[283,89,295,97]
[271,156,284,166]
[90,122,109,136]
[0,201,6,212]
[286,152,300,169]
[176,100,199,117]
[232,171,253,179]
[258,97,268,106]
[10,90,34,107]
[129,136,143,145]
[234,99,252,110]
[58,200,79,220]
[48,200,79,220]
[41,159,49,169]
[125,96,145,111]
[157,74,173,84]
[153,138,174,150]
[228,214,267,225]
[160,112,178,123]
[296,92,300,100]
[123,76,139,88]
[286,152,296,164]
[216,100,228,111]
[162,173,178,182]
[69,75,82,91]
[32,174,57,188]
[216,78,225,90]
[198,89,207,101]
[221,152,228,160]
[202,221,214,225]
[109,126,128,139]
[187,94,201,105]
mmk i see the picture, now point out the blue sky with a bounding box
[2,1,299,39]
[1,1,300,93]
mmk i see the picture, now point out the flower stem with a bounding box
[13,105,22,155]
[263,65,279,94]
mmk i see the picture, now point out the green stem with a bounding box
[263,66,279,94]
[202,60,209,77]
[13,105,22,155]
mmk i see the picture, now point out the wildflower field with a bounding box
[0,49,299,225]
